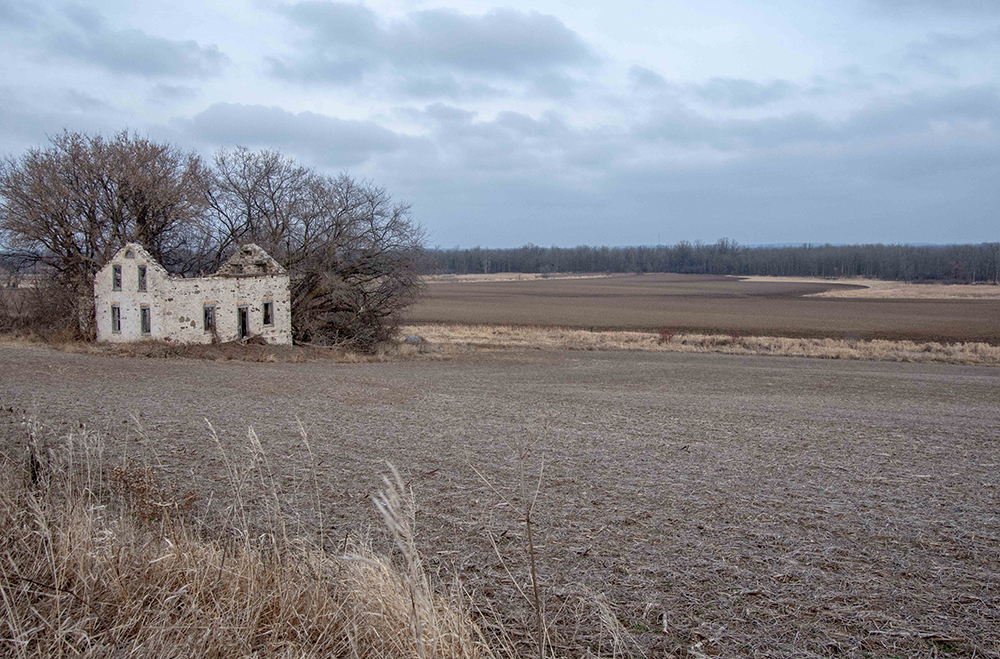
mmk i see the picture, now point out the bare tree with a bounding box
[208,147,424,349]
[0,130,209,335]
[1,137,421,345]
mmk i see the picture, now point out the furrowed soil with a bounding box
[406,274,1000,343]
[2,344,999,657]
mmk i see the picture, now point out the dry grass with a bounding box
[401,323,1000,366]
[0,418,497,659]
[740,275,1000,299]
[0,331,420,363]
[423,274,613,284]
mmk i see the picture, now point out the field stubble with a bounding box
[1,345,999,657]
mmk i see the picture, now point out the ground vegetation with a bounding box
[401,323,1000,366]
[0,416,494,659]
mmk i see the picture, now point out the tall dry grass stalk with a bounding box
[472,440,551,659]
[0,419,498,659]
[402,323,1000,367]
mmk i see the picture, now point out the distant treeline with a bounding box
[424,241,1000,283]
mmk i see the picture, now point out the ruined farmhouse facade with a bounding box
[94,243,292,345]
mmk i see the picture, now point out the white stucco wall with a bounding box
[94,247,171,343]
[94,244,292,345]
[164,274,292,344]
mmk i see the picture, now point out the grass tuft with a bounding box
[0,420,499,659]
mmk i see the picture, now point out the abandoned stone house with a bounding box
[94,243,292,345]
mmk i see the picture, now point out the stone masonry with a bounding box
[94,243,292,345]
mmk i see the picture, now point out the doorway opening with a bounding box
[238,306,249,339]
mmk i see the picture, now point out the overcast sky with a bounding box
[1,0,997,247]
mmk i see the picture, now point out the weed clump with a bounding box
[657,328,675,344]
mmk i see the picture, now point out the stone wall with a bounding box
[165,274,292,345]
[94,248,171,343]
[94,244,292,345]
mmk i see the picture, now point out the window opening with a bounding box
[263,301,274,326]
[203,305,216,333]
[125,249,134,259]
[111,305,121,333]
[140,306,150,335]
[112,265,122,291]
[137,265,147,291]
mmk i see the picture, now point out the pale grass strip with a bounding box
[740,276,1000,299]
[422,273,614,284]
[401,324,1000,367]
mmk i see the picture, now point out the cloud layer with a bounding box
[0,0,996,246]
[268,2,597,97]
[4,4,229,78]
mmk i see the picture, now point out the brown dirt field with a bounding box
[406,274,1000,344]
[2,344,999,657]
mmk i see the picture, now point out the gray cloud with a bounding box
[390,128,998,247]
[421,103,478,126]
[0,86,128,155]
[635,84,999,152]
[390,8,596,75]
[159,83,998,247]
[903,28,1000,75]
[692,77,799,108]
[181,102,405,167]
[868,0,1000,17]
[629,66,671,91]
[269,2,597,92]
[822,66,904,93]
[395,74,504,100]
[390,103,629,189]
[413,118,999,247]
[529,72,582,99]
[266,54,371,84]
[916,28,1000,51]
[61,88,115,113]
[0,0,42,28]
[595,148,997,245]
[410,104,579,175]
[843,85,998,138]
[148,84,201,104]
[46,5,228,78]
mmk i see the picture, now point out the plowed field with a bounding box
[2,344,998,657]
[406,274,1000,343]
